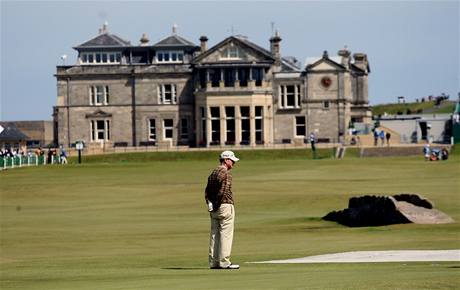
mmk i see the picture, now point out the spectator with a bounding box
[379,130,385,146]
[373,129,379,146]
[60,145,68,164]
[385,132,391,147]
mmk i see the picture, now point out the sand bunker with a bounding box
[251,250,460,264]
[323,194,454,227]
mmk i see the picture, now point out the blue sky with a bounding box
[1,0,459,121]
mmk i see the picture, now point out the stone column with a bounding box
[235,69,240,88]
[206,106,212,147]
[294,85,299,108]
[235,105,241,145]
[220,69,225,88]
[250,105,256,146]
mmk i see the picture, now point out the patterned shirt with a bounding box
[205,165,234,210]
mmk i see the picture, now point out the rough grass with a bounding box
[1,153,459,289]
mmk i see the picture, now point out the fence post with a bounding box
[19,156,22,167]
[36,155,39,166]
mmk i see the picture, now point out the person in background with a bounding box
[385,132,391,147]
[379,130,385,146]
[60,145,68,164]
[423,143,431,161]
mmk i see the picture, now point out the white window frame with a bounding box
[148,119,156,141]
[163,119,174,140]
[80,52,121,65]
[155,50,184,63]
[89,85,109,105]
[255,106,263,142]
[279,84,301,109]
[221,46,240,60]
[90,119,110,142]
[157,84,177,104]
[295,116,306,137]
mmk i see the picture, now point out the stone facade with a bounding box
[54,25,371,148]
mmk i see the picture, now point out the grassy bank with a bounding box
[372,100,456,116]
[70,148,343,164]
[1,156,459,289]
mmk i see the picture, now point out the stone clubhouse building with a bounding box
[54,24,371,149]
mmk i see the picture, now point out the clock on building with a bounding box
[321,76,332,88]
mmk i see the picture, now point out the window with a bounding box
[149,119,156,141]
[279,85,301,109]
[90,85,109,105]
[252,68,263,86]
[323,101,330,109]
[240,106,250,144]
[255,106,263,143]
[158,84,177,104]
[225,107,235,144]
[163,119,174,139]
[180,118,188,140]
[210,107,220,144]
[156,50,184,63]
[295,116,306,136]
[222,46,240,59]
[81,52,121,65]
[90,120,110,141]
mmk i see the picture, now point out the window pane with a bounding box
[164,84,172,102]
[164,119,173,127]
[210,107,220,118]
[96,53,101,63]
[149,119,156,140]
[255,106,263,117]
[82,54,88,63]
[171,53,177,61]
[164,53,170,61]
[225,106,234,118]
[178,53,183,61]
[116,53,121,62]
[240,106,249,117]
[102,54,108,63]
[88,54,94,63]
[109,54,115,62]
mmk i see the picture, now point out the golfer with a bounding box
[204,151,240,269]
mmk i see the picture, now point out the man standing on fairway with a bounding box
[205,151,240,269]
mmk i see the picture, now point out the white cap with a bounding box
[220,150,239,162]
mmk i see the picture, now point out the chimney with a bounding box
[353,53,369,72]
[338,46,351,68]
[269,30,282,66]
[200,35,208,53]
[140,33,149,46]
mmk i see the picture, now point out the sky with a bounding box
[0,0,459,121]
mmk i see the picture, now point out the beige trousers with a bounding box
[209,203,235,268]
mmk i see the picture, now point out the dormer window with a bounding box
[156,50,184,63]
[80,52,121,65]
[222,46,240,59]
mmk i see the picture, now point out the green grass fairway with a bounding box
[1,152,459,289]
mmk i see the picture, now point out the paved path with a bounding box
[251,250,460,264]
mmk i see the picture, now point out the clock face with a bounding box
[321,76,332,88]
